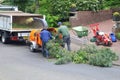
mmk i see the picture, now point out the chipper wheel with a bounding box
[29,43,36,52]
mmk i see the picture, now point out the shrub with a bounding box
[55,54,72,65]
[46,39,73,65]
[89,48,119,67]
[46,40,63,58]
[116,32,120,40]
[46,14,59,27]
[73,45,119,67]
[71,3,76,8]
[47,41,119,67]
[80,44,99,54]
[113,12,120,16]
[72,50,88,64]
[63,21,71,28]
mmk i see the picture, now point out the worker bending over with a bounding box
[57,22,71,51]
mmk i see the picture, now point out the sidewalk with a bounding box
[70,19,120,66]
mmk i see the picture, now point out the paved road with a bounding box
[0,42,120,80]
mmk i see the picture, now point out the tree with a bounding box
[35,0,40,13]
[104,0,120,9]
[2,0,31,11]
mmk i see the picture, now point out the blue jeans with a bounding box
[63,35,71,51]
[42,42,49,57]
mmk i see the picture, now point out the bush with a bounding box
[116,32,120,40]
[73,45,119,67]
[46,14,59,27]
[55,54,72,65]
[80,44,99,54]
[46,40,63,58]
[72,50,88,64]
[113,12,120,16]
[89,48,119,67]
[47,41,119,67]
[63,21,71,28]
[46,40,72,65]
[71,3,76,8]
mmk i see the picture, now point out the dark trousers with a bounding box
[63,35,71,51]
[42,42,49,57]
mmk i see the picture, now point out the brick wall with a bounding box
[69,10,112,27]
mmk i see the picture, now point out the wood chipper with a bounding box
[28,17,63,52]
[28,27,57,52]
[90,23,112,46]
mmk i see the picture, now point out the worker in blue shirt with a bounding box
[40,28,52,58]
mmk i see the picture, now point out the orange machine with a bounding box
[29,28,59,52]
[29,29,42,47]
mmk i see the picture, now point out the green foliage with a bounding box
[104,0,120,9]
[72,50,88,64]
[72,44,98,64]
[46,40,67,59]
[46,14,59,27]
[47,0,103,21]
[76,44,119,67]
[46,40,62,58]
[89,48,119,67]
[71,3,76,8]
[80,44,99,54]
[55,53,72,65]
[25,3,36,13]
[48,0,71,21]
[76,0,101,12]
[46,40,72,65]
[116,32,120,40]
[38,0,51,14]
[4,0,119,27]
[3,0,120,19]
[54,51,73,65]
[2,0,34,12]
[47,41,119,67]
[113,12,120,16]
[63,22,71,28]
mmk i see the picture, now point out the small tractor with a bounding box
[90,23,112,46]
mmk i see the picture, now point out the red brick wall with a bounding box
[69,10,112,27]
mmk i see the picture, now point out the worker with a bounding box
[40,28,52,58]
[57,22,71,51]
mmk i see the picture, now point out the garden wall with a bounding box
[69,10,112,27]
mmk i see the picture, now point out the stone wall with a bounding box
[69,10,112,27]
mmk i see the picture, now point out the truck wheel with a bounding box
[29,43,36,52]
[1,32,9,44]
